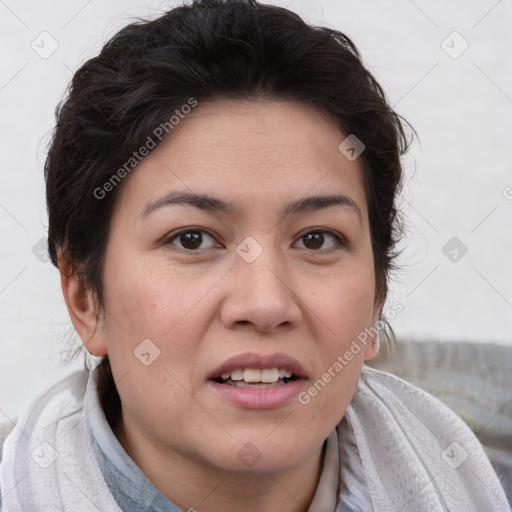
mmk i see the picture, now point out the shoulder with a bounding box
[0,422,16,463]
[340,364,510,510]
[20,370,89,429]
[356,364,487,443]
[0,369,98,511]
[0,370,89,461]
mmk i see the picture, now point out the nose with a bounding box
[220,244,303,333]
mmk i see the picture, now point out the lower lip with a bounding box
[207,379,306,409]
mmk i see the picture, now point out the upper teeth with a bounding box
[220,368,293,383]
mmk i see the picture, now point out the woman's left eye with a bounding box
[295,229,345,251]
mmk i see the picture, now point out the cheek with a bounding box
[98,249,220,395]
[100,261,204,431]
[314,265,376,341]
[302,268,375,414]
[100,248,194,338]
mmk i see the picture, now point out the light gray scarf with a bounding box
[0,366,509,511]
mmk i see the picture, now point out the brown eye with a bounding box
[303,232,324,250]
[296,229,344,251]
[178,231,203,250]
[165,229,219,251]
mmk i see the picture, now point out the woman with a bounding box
[0,0,508,510]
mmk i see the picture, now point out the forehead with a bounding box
[113,98,367,220]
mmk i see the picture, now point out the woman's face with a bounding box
[89,98,379,475]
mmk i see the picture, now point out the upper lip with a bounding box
[208,352,308,380]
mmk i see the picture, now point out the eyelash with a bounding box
[163,227,346,254]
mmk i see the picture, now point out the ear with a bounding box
[58,251,108,357]
[363,297,383,361]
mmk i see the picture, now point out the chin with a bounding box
[200,435,314,475]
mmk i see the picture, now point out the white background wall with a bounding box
[1,0,511,420]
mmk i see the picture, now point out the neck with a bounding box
[115,418,325,512]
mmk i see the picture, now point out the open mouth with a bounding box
[207,355,307,408]
[212,367,300,388]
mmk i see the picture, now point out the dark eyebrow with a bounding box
[282,194,362,224]
[140,191,237,217]
[140,191,362,224]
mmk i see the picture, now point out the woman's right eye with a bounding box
[164,229,221,252]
